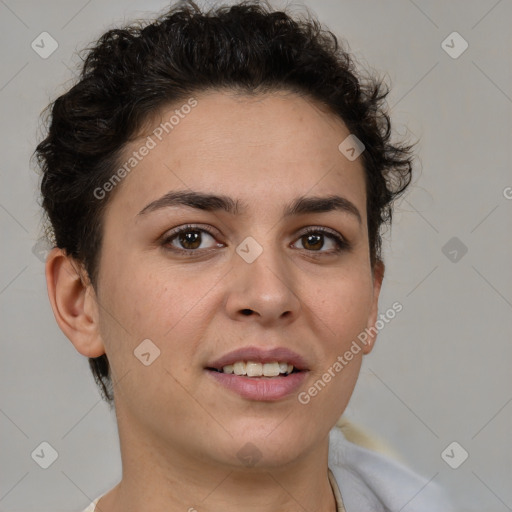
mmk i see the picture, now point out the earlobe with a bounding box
[362,260,385,355]
[45,248,105,358]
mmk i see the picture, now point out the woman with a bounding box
[36,1,452,510]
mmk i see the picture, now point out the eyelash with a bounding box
[161,224,350,257]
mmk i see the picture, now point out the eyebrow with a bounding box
[138,190,362,224]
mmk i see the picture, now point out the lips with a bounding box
[206,346,309,372]
[205,346,309,401]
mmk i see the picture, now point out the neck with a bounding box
[100,407,337,512]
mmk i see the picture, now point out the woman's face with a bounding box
[93,90,382,469]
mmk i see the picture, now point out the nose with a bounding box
[224,239,301,326]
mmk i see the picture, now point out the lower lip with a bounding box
[206,370,308,401]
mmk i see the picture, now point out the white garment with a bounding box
[82,426,453,511]
[327,427,453,511]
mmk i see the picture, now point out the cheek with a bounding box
[95,260,213,407]
[299,274,371,428]
[97,252,221,363]
[311,269,374,345]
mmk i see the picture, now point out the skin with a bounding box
[46,90,384,512]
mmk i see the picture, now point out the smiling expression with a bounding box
[92,89,382,469]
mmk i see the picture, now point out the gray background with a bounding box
[1,0,511,510]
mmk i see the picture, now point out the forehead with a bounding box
[110,90,367,220]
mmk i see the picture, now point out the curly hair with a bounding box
[35,0,414,405]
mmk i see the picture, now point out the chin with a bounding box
[215,424,317,469]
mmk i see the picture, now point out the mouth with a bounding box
[205,345,308,375]
[205,346,309,401]
[206,361,301,377]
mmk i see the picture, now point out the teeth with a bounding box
[220,361,295,376]
[233,362,245,375]
[263,362,280,377]
[246,362,262,377]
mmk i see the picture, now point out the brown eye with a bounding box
[292,227,349,254]
[301,233,324,251]
[177,229,202,250]
[163,225,222,254]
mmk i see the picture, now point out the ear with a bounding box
[361,260,385,355]
[45,247,105,358]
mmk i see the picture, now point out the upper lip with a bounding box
[206,346,309,371]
